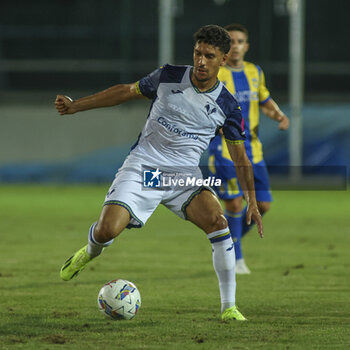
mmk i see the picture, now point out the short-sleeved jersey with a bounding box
[125,64,245,169]
[217,61,270,164]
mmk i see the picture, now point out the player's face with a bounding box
[227,30,249,67]
[193,42,227,85]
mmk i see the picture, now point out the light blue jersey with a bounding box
[123,64,245,169]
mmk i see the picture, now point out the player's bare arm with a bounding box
[226,141,264,238]
[55,83,144,116]
[261,99,289,130]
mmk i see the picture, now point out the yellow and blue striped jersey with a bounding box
[217,61,270,164]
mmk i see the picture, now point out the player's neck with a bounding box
[190,72,218,92]
[227,59,244,70]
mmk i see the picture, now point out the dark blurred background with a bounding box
[0,0,349,184]
[1,0,349,100]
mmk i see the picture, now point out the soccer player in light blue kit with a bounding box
[55,25,263,321]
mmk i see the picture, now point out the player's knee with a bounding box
[208,213,228,233]
[225,197,243,213]
[258,201,270,215]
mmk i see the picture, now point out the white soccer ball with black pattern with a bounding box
[97,279,141,320]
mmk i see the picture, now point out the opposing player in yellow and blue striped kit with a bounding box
[209,24,289,274]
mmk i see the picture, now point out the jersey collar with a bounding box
[225,61,246,72]
[189,68,220,94]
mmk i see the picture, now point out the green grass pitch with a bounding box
[0,185,349,349]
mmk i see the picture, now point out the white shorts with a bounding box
[103,163,215,228]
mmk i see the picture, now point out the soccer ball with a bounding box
[97,279,141,320]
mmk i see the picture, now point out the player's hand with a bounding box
[277,115,289,130]
[55,95,76,115]
[246,203,264,238]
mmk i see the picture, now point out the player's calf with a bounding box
[94,203,131,242]
[207,228,237,313]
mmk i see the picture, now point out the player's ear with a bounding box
[245,42,250,54]
[220,53,228,66]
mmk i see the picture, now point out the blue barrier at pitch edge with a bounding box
[1,104,349,183]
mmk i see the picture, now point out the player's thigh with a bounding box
[97,168,163,239]
[185,189,227,233]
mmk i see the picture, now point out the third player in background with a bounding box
[209,23,289,274]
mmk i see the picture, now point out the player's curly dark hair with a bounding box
[224,23,249,41]
[193,25,231,54]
